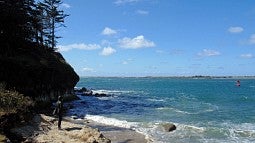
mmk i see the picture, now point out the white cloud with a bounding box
[197,49,221,57]
[240,53,254,59]
[122,58,133,65]
[118,35,155,49]
[82,67,95,72]
[101,27,117,36]
[100,47,116,56]
[114,0,139,5]
[249,34,255,44]
[57,43,101,52]
[228,26,243,33]
[122,61,128,65]
[61,3,71,8]
[136,10,149,15]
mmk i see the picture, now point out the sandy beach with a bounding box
[10,114,148,143]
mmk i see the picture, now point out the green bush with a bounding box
[0,83,34,115]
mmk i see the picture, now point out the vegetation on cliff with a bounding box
[0,0,79,135]
[0,0,79,100]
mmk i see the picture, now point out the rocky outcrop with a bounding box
[0,46,79,101]
[162,123,177,132]
[11,114,111,143]
[74,87,109,97]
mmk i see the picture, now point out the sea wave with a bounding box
[156,105,217,115]
[137,121,255,142]
[84,114,155,142]
[85,114,138,129]
[146,98,166,102]
[92,89,142,95]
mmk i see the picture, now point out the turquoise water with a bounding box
[68,77,255,143]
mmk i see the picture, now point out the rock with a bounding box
[0,46,79,100]
[71,116,78,120]
[94,93,108,97]
[11,114,111,143]
[0,134,8,142]
[162,123,176,132]
[81,87,88,92]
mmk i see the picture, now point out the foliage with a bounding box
[0,83,34,115]
[0,0,68,55]
[41,0,69,49]
[0,0,78,102]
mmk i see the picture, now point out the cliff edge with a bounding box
[0,45,79,100]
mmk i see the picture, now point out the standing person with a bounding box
[55,95,63,129]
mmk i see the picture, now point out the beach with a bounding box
[10,114,147,143]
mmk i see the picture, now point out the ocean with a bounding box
[67,77,255,143]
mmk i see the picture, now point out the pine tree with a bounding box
[0,0,36,54]
[42,0,68,50]
[32,2,46,46]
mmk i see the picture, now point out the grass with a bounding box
[0,134,7,142]
[0,83,34,116]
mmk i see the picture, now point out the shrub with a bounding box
[0,83,34,115]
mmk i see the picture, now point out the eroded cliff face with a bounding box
[0,45,79,101]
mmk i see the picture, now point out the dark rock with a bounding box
[81,87,87,92]
[94,93,108,97]
[162,123,176,132]
[0,46,79,100]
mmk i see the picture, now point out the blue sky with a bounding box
[57,0,255,77]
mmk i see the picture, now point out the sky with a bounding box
[57,0,255,77]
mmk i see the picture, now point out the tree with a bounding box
[0,0,36,55]
[42,0,68,50]
[31,2,46,46]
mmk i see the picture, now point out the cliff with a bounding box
[0,44,79,101]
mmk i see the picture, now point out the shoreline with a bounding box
[10,114,148,143]
[78,75,255,79]
[65,116,149,143]
[85,119,149,143]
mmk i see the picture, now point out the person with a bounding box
[55,95,63,129]
[236,80,240,86]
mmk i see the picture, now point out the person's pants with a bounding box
[58,115,62,128]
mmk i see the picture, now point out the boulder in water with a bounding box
[162,123,176,132]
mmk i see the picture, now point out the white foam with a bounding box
[85,114,138,129]
[84,115,155,142]
[147,98,165,102]
[92,89,136,95]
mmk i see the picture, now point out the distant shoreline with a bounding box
[79,76,255,79]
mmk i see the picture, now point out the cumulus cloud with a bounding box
[136,10,149,15]
[240,53,254,59]
[58,43,101,52]
[197,49,221,57]
[228,26,243,33]
[100,47,116,56]
[82,67,95,72]
[114,0,139,5]
[61,3,71,8]
[249,34,255,44]
[118,35,155,49]
[101,27,117,36]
